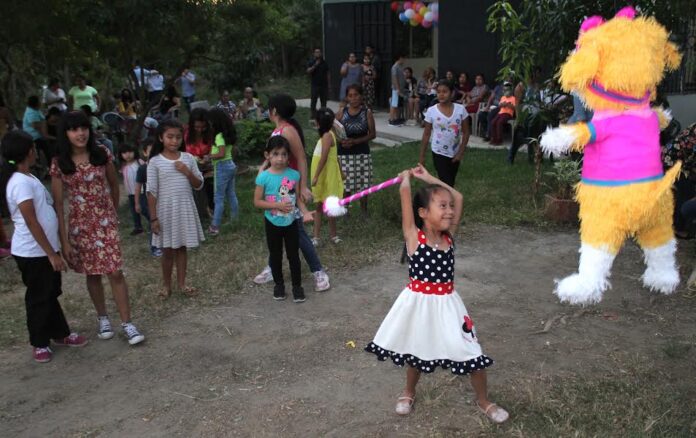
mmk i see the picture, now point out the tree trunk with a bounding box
[281,44,288,76]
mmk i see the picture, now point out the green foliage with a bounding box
[486,0,696,82]
[0,0,321,111]
[545,159,581,199]
[235,119,275,162]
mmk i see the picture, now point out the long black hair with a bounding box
[412,184,449,230]
[208,108,237,146]
[267,94,305,148]
[55,111,107,175]
[186,108,211,145]
[120,88,134,104]
[0,131,35,210]
[118,142,139,161]
[150,118,185,159]
[316,108,335,137]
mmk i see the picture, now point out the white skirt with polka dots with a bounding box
[365,288,493,375]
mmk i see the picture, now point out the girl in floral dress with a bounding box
[51,111,144,345]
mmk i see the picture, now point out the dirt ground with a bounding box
[1,224,695,437]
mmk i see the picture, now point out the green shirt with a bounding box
[212,133,233,164]
[69,85,99,112]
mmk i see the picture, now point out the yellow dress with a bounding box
[311,131,344,202]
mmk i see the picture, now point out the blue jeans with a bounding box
[268,217,323,273]
[212,160,239,227]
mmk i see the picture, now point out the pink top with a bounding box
[581,109,663,186]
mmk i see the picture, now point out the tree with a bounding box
[486,0,696,83]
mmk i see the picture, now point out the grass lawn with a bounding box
[0,136,552,347]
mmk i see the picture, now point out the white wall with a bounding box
[668,94,696,126]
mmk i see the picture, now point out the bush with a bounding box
[235,119,275,162]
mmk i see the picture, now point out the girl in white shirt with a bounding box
[0,130,87,364]
[419,79,470,187]
[119,143,145,235]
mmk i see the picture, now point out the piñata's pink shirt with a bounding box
[581,109,663,185]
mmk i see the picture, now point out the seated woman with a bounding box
[464,74,489,114]
[116,88,139,136]
[237,87,262,120]
[216,90,237,120]
[158,86,181,120]
[417,67,437,125]
[488,85,516,146]
[454,72,471,103]
[404,67,419,126]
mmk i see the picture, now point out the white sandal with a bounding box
[475,400,509,423]
[331,236,342,244]
[311,237,320,247]
[395,395,415,415]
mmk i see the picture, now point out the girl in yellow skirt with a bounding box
[311,108,344,246]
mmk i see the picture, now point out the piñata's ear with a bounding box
[614,6,636,20]
[664,41,682,71]
[580,16,604,34]
[560,44,600,92]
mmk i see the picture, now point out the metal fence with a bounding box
[663,18,696,94]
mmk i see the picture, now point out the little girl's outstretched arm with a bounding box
[399,169,420,254]
[411,164,463,235]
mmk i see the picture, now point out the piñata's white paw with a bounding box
[540,125,576,157]
[554,273,606,305]
[553,244,615,305]
[642,240,679,294]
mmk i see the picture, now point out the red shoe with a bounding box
[33,347,53,363]
[53,333,88,347]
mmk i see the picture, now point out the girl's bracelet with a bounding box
[151,218,159,222]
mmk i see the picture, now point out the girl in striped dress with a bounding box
[147,119,205,299]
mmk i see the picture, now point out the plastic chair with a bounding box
[190,100,210,111]
[470,102,487,137]
[102,112,125,135]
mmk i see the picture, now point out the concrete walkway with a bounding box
[296,98,512,150]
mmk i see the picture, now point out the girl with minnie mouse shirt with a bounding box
[254,136,314,303]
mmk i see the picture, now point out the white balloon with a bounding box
[430,3,439,13]
[424,11,433,22]
[405,9,415,19]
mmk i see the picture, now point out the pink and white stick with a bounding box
[323,176,402,217]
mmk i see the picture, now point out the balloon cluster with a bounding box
[392,1,439,28]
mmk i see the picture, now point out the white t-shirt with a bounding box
[6,172,60,257]
[424,103,469,158]
[43,87,67,111]
[122,161,140,195]
[148,74,164,92]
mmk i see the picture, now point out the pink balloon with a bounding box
[404,1,412,10]
[422,20,432,28]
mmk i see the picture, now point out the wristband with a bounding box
[151,218,159,222]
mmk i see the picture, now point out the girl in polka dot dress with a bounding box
[365,164,509,423]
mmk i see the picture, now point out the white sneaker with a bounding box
[122,322,145,346]
[313,270,330,292]
[311,237,320,247]
[97,316,114,340]
[253,266,273,284]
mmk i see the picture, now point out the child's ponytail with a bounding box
[0,130,35,211]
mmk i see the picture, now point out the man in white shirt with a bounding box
[43,78,67,112]
[147,72,165,105]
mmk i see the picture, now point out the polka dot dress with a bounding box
[365,230,493,375]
